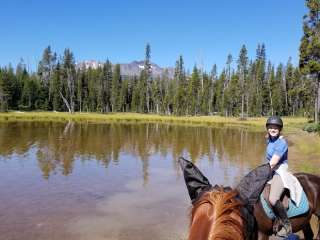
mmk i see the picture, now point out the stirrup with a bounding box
[276,221,292,238]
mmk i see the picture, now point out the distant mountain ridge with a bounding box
[77,60,174,78]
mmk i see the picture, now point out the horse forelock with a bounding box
[190,188,245,240]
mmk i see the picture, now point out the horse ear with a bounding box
[236,163,273,207]
[178,157,212,203]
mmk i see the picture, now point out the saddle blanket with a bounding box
[260,190,309,219]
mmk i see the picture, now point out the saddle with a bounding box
[262,184,290,210]
[260,183,309,220]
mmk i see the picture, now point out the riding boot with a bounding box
[272,200,292,237]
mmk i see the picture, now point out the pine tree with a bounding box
[285,58,295,115]
[131,75,140,112]
[299,0,320,123]
[226,54,233,83]
[173,55,186,115]
[144,43,152,113]
[118,79,129,112]
[209,64,217,114]
[213,70,226,115]
[256,44,267,115]
[222,54,233,116]
[38,46,57,108]
[138,70,147,113]
[151,76,162,114]
[76,67,85,112]
[266,62,275,115]
[0,67,8,111]
[187,66,201,115]
[38,46,56,84]
[82,66,89,112]
[248,61,258,116]
[0,65,16,110]
[273,64,285,115]
[103,60,113,112]
[87,67,98,111]
[237,45,248,119]
[288,67,302,116]
[21,74,40,110]
[51,62,62,111]
[111,64,121,112]
[96,66,104,112]
[299,71,314,116]
[200,73,211,115]
[224,73,240,116]
[15,59,27,109]
[161,70,173,114]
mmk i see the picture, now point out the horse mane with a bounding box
[191,188,245,240]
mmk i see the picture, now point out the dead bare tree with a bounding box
[60,68,75,113]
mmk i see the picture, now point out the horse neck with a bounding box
[189,190,245,240]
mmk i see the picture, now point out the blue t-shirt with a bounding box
[265,136,288,165]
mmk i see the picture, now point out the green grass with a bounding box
[294,135,320,155]
[297,163,316,173]
[0,111,309,131]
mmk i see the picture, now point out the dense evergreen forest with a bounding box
[0,43,315,118]
[0,0,319,121]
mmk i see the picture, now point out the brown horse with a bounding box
[254,173,320,240]
[179,157,320,240]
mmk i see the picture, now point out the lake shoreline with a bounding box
[0,112,309,132]
[3,112,319,165]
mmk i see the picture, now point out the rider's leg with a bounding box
[272,200,292,236]
[302,222,314,240]
[269,174,284,206]
[269,174,292,237]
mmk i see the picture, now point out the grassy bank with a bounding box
[0,111,308,131]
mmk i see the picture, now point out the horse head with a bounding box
[178,157,246,240]
[179,157,273,240]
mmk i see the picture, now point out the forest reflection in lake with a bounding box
[0,122,266,240]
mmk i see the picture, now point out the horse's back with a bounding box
[254,172,320,236]
[294,172,320,214]
[295,172,320,182]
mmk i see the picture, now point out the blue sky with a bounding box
[0,0,307,72]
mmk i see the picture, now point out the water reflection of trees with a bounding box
[0,122,266,179]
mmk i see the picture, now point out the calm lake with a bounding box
[0,121,312,240]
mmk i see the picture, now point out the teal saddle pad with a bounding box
[260,190,309,219]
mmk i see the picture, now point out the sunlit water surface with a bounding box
[0,122,312,240]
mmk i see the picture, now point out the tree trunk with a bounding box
[60,91,72,113]
[146,92,150,113]
[283,75,288,114]
[241,94,244,119]
[240,73,245,119]
[315,76,320,124]
[246,93,249,117]
[267,75,273,115]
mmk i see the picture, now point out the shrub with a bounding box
[303,123,320,133]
